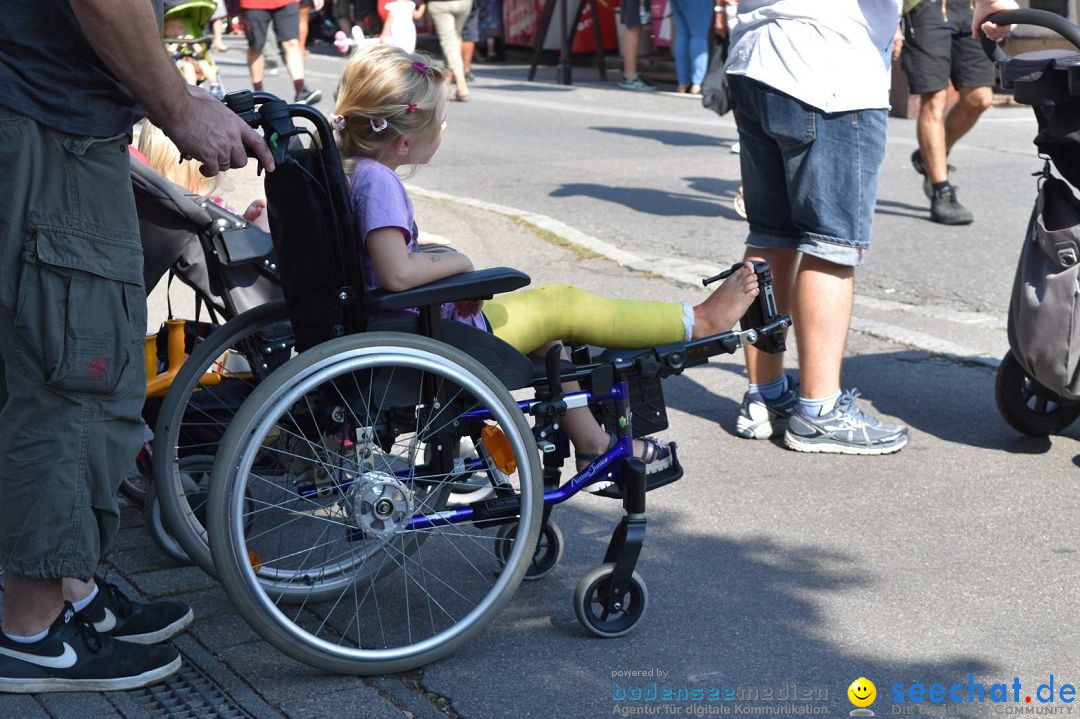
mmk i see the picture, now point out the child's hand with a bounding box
[455,299,484,317]
[244,199,271,232]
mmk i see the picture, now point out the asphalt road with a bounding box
[10,36,1078,719]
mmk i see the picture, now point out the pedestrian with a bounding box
[299,0,325,54]
[240,0,322,103]
[426,0,473,100]
[335,0,370,35]
[333,44,762,484]
[460,0,503,80]
[0,0,273,693]
[725,0,914,455]
[211,0,231,52]
[900,0,1002,224]
[670,0,712,94]
[618,0,656,91]
[381,0,425,52]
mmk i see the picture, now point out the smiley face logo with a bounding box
[848,677,876,708]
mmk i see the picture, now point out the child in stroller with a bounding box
[164,0,225,98]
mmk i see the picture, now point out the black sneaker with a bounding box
[294,86,322,105]
[911,149,957,200]
[930,183,974,225]
[77,578,193,645]
[0,604,180,693]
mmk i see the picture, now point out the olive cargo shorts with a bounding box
[0,106,146,580]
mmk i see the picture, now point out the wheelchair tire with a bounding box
[153,301,291,578]
[207,332,544,674]
[573,563,648,639]
[995,350,1080,436]
[494,520,563,581]
[144,455,213,565]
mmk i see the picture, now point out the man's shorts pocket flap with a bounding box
[33,225,143,285]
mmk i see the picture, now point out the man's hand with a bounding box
[892,24,904,62]
[714,6,728,38]
[159,85,276,176]
[973,0,1020,41]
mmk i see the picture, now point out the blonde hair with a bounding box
[137,121,219,197]
[334,44,449,165]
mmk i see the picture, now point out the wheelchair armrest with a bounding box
[366,267,531,312]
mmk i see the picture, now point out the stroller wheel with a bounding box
[995,350,1080,436]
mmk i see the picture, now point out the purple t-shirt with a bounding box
[349,157,487,331]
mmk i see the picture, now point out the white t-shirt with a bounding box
[725,0,902,113]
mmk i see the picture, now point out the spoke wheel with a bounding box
[207,332,543,674]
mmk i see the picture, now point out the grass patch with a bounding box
[510,217,602,260]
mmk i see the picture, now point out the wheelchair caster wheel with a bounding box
[573,563,647,638]
[494,520,563,580]
[995,350,1080,436]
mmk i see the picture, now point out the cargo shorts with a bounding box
[0,106,146,580]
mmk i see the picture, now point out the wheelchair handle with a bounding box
[980,8,1080,64]
[223,90,337,170]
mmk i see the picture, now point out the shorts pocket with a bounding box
[14,224,144,396]
[761,89,816,152]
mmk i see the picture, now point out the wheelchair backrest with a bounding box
[259,102,368,352]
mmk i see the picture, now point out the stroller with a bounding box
[130,146,286,561]
[987,9,1080,436]
[164,0,225,98]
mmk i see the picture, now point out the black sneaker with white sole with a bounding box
[0,604,180,693]
[77,578,193,645]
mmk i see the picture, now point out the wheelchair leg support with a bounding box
[602,457,647,613]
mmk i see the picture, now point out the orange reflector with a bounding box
[481,425,517,475]
[247,550,263,572]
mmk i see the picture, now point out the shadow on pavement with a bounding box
[590,126,736,147]
[550,183,744,221]
[431,500,997,717]
[663,352,1064,454]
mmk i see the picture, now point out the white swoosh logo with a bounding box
[0,642,77,669]
[93,608,117,633]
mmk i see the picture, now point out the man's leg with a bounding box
[282,38,304,82]
[944,85,992,153]
[2,579,64,637]
[791,256,853,400]
[622,25,640,80]
[917,89,949,184]
[248,48,265,86]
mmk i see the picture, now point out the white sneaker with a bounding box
[735,377,799,439]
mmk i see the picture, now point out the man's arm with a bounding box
[972,0,1020,41]
[70,0,275,175]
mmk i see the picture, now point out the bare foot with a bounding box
[691,261,760,338]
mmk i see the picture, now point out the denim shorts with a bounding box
[730,75,887,267]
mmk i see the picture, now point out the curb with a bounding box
[408,185,1002,369]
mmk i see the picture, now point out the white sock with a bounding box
[71,583,99,613]
[681,302,694,342]
[4,627,49,644]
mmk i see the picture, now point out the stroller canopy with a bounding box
[164,0,218,31]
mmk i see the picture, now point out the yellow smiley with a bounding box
[848,677,876,708]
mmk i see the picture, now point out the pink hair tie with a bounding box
[407,102,417,113]
[411,61,428,76]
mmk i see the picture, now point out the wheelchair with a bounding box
[194,91,791,675]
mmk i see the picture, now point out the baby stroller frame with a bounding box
[984,9,1080,435]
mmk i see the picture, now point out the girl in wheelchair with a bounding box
[332,44,762,482]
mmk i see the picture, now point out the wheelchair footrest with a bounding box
[592,442,684,500]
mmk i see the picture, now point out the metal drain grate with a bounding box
[130,655,253,719]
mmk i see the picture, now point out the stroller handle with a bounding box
[980,8,1080,64]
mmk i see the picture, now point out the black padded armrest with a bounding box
[366,267,530,312]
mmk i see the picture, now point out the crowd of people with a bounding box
[0,0,1025,698]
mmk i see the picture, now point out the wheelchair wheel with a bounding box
[573,563,648,639]
[153,301,292,577]
[144,454,212,564]
[494,520,563,581]
[995,350,1080,436]
[207,332,544,674]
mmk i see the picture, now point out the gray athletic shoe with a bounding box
[618,74,657,92]
[783,389,908,455]
[735,376,799,440]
